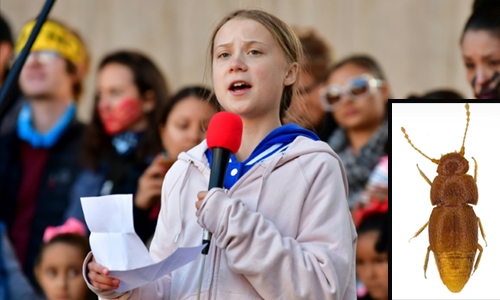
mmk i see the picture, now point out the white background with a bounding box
[392,103,498,299]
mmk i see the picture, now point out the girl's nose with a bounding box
[474,67,491,88]
[229,54,247,72]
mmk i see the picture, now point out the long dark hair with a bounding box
[326,54,388,84]
[461,0,500,42]
[357,211,388,254]
[82,50,170,170]
[159,85,217,128]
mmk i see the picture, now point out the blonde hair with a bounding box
[207,9,303,121]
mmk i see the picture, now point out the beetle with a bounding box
[401,103,487,293]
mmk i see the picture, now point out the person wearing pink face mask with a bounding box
[66,50,170,244]
[461,0,500,99]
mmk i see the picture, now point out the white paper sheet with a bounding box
[81,194,205,293]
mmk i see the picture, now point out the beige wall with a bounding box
[2,0,474,121]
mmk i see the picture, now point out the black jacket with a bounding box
[0,119,85,289]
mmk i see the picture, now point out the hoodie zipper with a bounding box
[185,150,282,299]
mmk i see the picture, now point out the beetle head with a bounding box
[437,152,469,176]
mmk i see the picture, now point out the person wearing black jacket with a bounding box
[0,18,89,294]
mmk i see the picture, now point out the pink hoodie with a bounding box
[86,136,357,299]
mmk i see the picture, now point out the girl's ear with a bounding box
[283,62,299,86]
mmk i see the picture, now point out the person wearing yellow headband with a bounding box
[0,18,89,297]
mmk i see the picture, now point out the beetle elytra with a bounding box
[401,103,487,293]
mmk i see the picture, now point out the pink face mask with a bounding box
[98,97,144,135]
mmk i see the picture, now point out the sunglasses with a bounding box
[17,50,61,65]
[320,74,384,112]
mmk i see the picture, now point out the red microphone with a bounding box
[202,112,243,255]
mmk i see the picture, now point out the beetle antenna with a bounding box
[401,127,440,164]
[459,103,470,156]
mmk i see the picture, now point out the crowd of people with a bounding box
[2,0,498,299]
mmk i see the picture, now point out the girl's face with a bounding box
[356,231,388,300]
[160,96,217,158]
[97,63,153,135]
[461,30,500,99]
[35,243,88,300]
[212,18,297,121]
[325,63,387,131]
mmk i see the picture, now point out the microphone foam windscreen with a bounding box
[206,111,243,154]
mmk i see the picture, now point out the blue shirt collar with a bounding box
[206,123,319,189]
[17,102,76,148]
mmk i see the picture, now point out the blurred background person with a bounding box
[322,55,389,209]
[67,50,170,244]
[287,27,336,141]
[134,85,217,243]
[352,152,388,227]
[0,18,89,292]
[355,205,388,300]
[1,221,44,300]
[461,0,500,99]
[35,219,97,300]
[0,13,13,87]
[0,13,22,136]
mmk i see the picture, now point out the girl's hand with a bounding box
[195,191,208,213]
[135,154,174,210]
[87,256,120,291]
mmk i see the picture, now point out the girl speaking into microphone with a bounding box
[86,9,356,300]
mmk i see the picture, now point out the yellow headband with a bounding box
[15,20,84,66]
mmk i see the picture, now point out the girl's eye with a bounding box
[464,62,475,70]
[376,257,388,264]
[176,122,189,130]
[47,268,57,278]
[111,89,122,97]
[488,60,500,67]
[218,52,230,59]
[68,268,79,277]
[249,50,260,55]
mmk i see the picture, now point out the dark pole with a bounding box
[0,0,57,122]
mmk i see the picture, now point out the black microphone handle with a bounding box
[202,147,231,255]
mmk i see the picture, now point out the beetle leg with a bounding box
[472,244,483,275]
[472,156,478,183]
[423,246,431,279]
[409,221,429,242]
[478,217,487,246]
[416,164,432,186]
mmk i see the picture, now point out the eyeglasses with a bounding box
[320,74,384,112]
[17,50,61,65]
